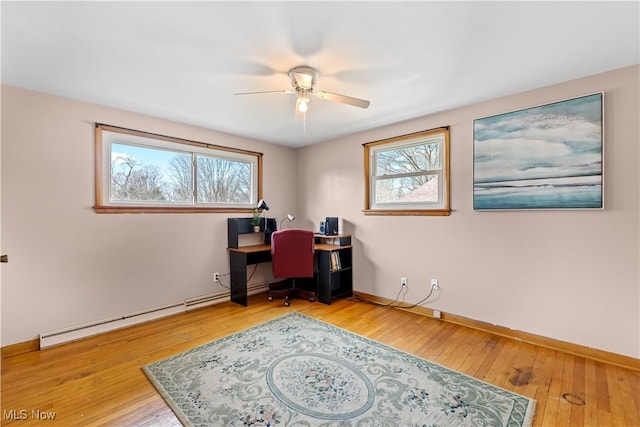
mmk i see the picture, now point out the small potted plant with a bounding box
[251,208,261,232]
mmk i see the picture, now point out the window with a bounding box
[363,127,450,216]
[95,124,262,213]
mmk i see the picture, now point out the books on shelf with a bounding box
[330,251,342,271]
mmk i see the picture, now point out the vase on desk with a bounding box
[253,225,260,232]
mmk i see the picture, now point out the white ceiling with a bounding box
[2,1,638,148]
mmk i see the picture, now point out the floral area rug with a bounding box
[143,312,536,426]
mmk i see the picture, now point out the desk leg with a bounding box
[317,251,332,305]
[229,251,248,306]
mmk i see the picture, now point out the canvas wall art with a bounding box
[473,93,603,210]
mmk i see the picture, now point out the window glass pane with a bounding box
[111,143,192,203]
[375,174,439,203]
[375,142,440,176]
[364,127,450,215]
[196,155,252,204]
[97,125,262,213]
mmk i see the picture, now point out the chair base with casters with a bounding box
[268,279,315,306]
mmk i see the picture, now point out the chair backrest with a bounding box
[271,229,315,279]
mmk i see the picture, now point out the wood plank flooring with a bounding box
[2,294,639,426]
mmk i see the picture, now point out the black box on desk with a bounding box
[325,217,339,235]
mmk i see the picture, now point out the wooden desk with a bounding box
[227,235,353,306]
[227,244,273,306]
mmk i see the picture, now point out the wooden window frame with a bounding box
[363,127,451,216]
[95,124,263,214]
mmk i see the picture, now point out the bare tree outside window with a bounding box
[196,156,251,204]
[166,155,194,203]
[111,154,167,202]
[375,142,441,202]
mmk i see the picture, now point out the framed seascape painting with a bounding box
[473,93,603,210]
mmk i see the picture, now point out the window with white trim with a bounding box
[364,127,450,215]
[95,124,262,213]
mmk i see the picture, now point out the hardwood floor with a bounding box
[2,294,639,426]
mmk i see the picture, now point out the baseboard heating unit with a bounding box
[39,282,269,349]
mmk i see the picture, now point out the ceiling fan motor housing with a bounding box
[289,65,319,92]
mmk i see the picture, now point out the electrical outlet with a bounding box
[433,310,441,319]
[431,278,439,290]
[401,277,408,287]
[214,272,220,282]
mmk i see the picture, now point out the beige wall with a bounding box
[0,86,298,346]
[2,65,638,359]
[296,65,639,359]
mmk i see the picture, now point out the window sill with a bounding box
[362,209,451,216]
[94,206,254,214]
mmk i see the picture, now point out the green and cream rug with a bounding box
[143,313,535,426]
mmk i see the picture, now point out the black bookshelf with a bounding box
[314,234,353,304]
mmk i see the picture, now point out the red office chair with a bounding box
[268,229,316,306]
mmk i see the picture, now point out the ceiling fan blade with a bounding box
[234,90,294,96]
[215,60,282,77]
[314,91,370,109]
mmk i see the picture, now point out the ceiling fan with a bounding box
[234,65,370,116]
